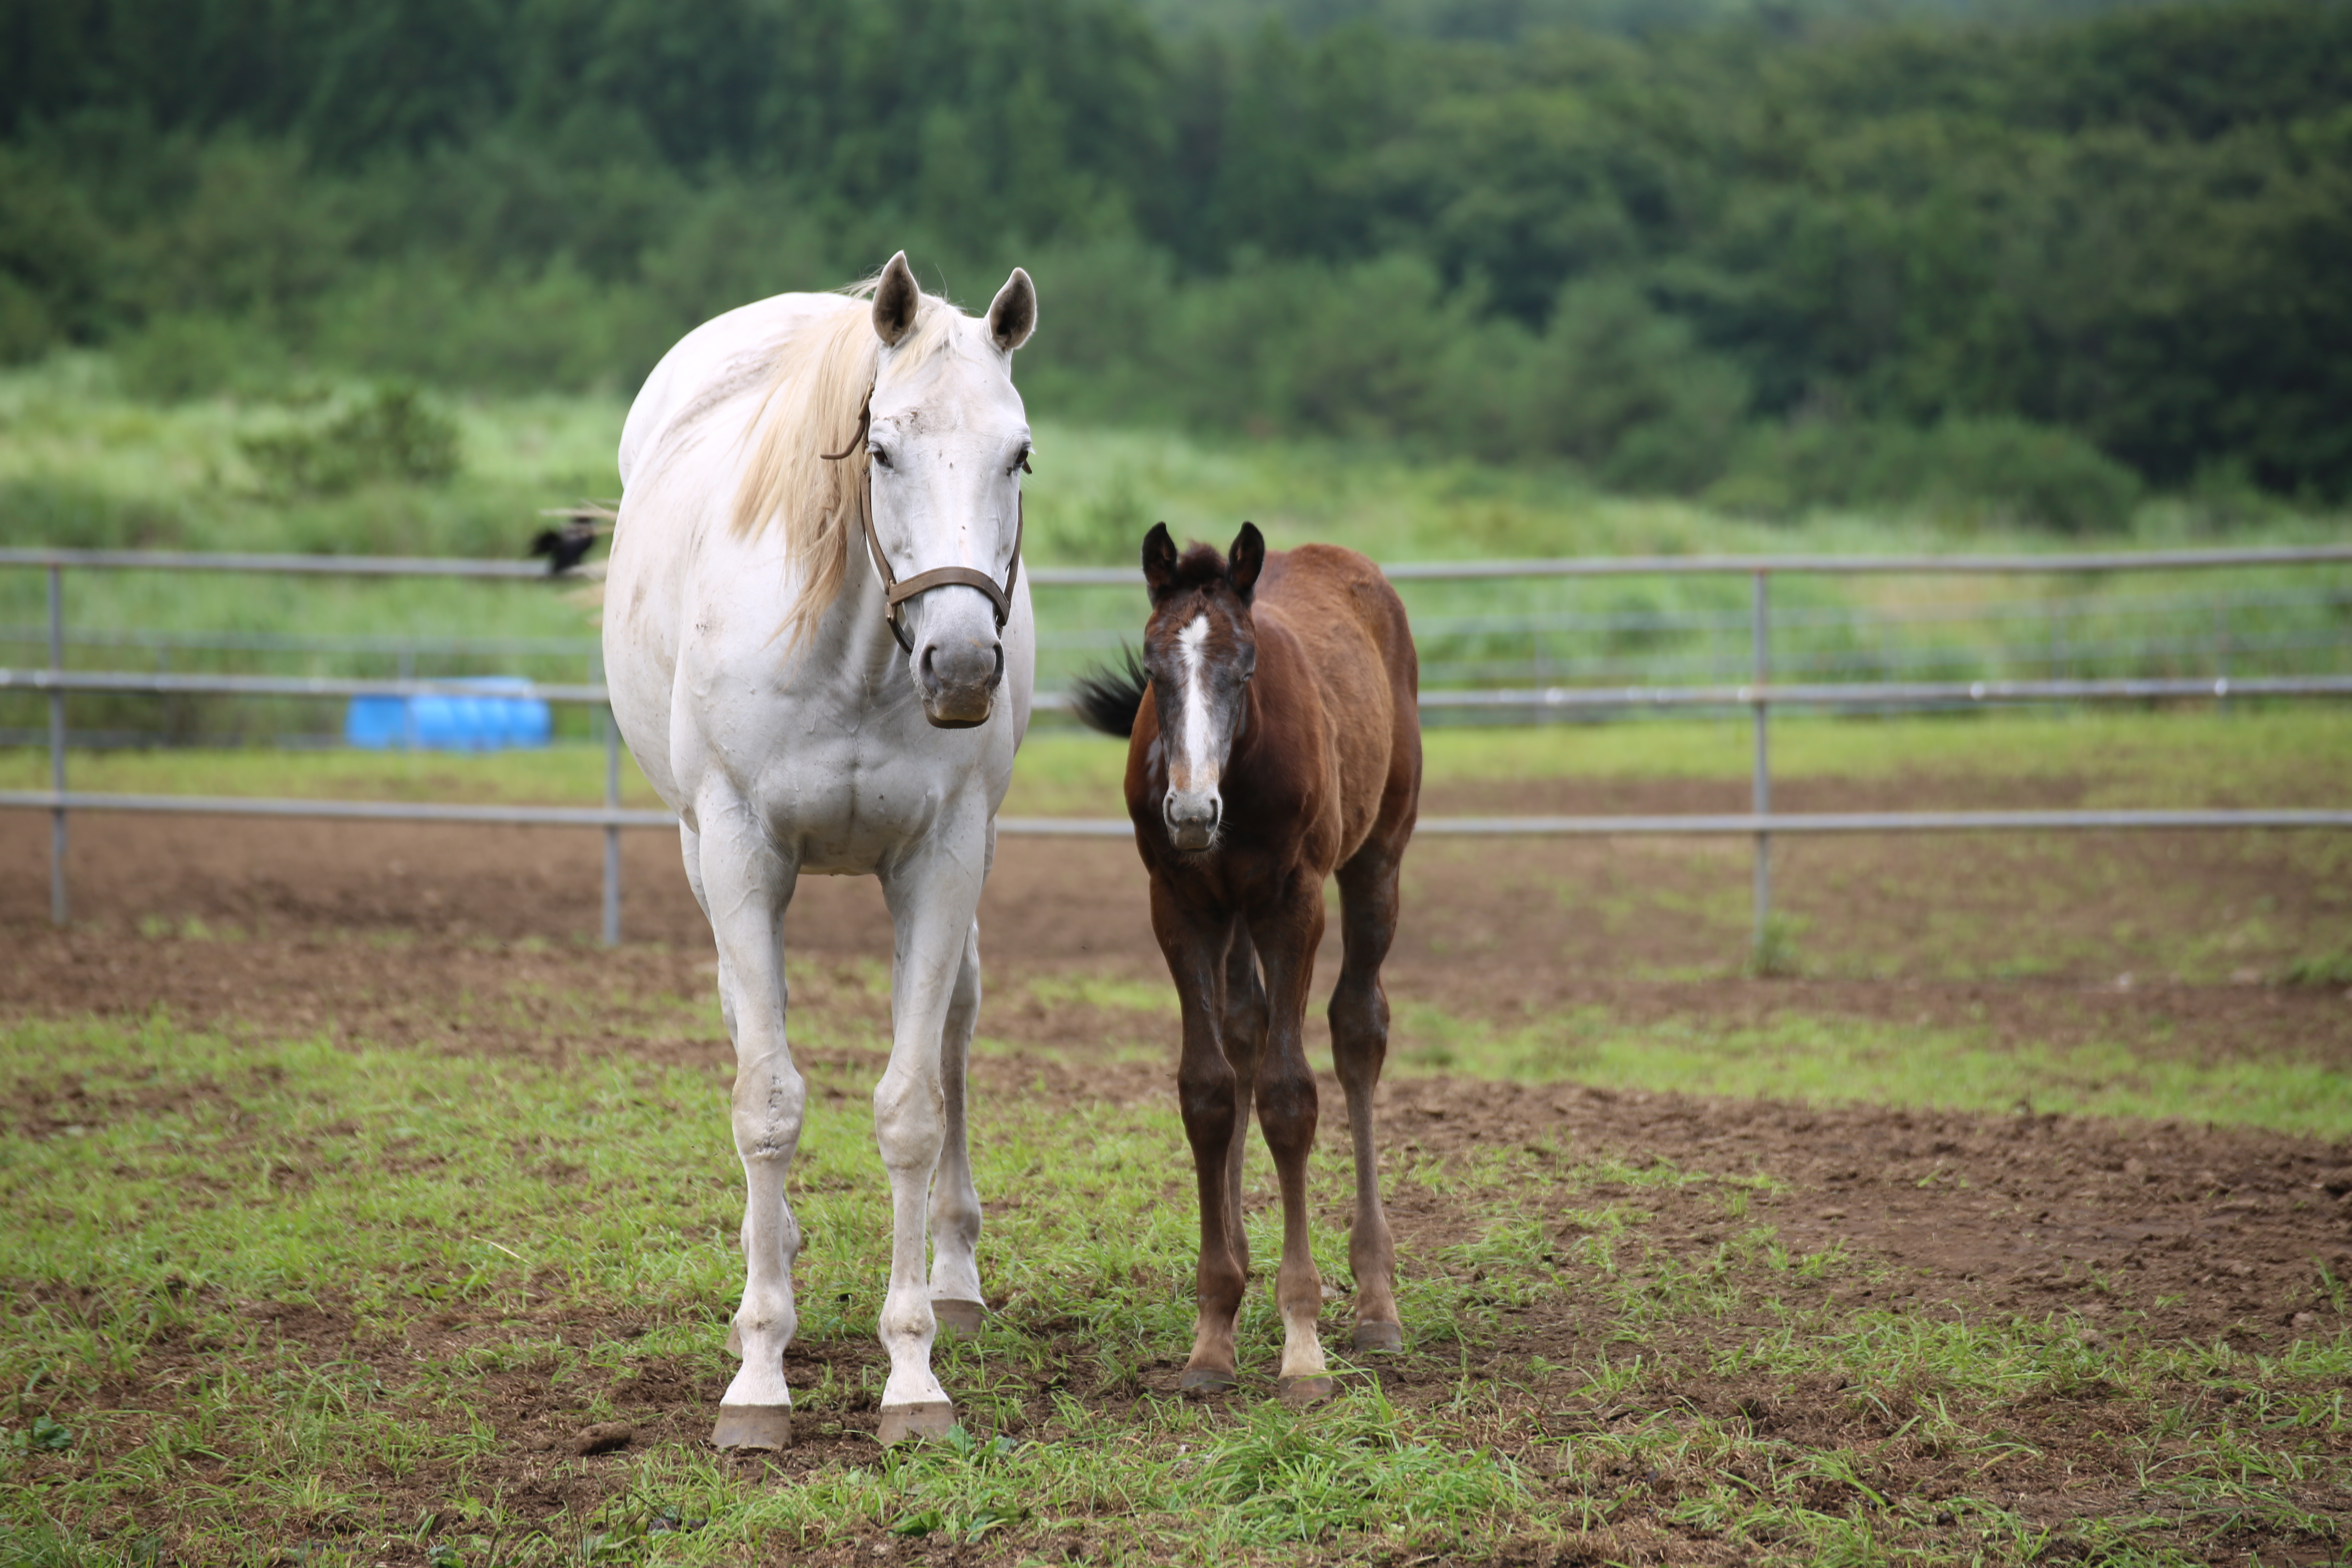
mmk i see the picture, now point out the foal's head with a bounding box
[1140,521,1266,853]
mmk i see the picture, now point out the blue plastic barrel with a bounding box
[345,677,552,752]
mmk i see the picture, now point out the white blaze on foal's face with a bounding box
[1157,606,1252,853]
[1173,615,1214,794]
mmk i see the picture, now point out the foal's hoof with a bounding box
[1278,1376,1336,1408]
[710,1404,792,1451]
[1352,1321,1405,1354]
[1178,1368,1239,1396]
[876,1400,957,1445]
[931,1298,989,1335]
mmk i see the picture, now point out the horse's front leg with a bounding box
[691,805,806,1451]
[1153,882,1249,1392]
[873,832,990,1442]
[927,917,988,1332]
[1252,869,1332,1404]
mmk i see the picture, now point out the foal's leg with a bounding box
[873,835,990,1442]
[1218,920,1268,1278]
[691,808,807,1452]
[1154,883,1248,1392]
[928,920,988,1332]
[1330,846,1404,1352]
[1253,874,1331,1402]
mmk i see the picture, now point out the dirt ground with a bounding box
[7,788,2351,1563]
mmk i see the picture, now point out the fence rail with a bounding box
[9,667,2352,711]
[9,541,2352,581]
[8,793,2344,839]
[7,542,2348,962]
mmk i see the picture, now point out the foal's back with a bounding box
[1254,543,1420,870]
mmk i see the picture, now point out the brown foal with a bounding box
[1074,522,1421,1400]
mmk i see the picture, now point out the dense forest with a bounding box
[2,0,2347,525]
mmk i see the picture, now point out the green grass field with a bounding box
[9,706,2342,815]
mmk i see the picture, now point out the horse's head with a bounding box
[866,252,1037,728]
[1140,520,1265,852]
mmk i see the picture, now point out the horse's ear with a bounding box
[1227,521,1265,602]
[1141,523,1180,604]
[987,267,1037,353]
[873,252,920,347]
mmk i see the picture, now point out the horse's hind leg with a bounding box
[1330,843,1404,1354]
[928,920,988,1333]
[691,809,807,1451]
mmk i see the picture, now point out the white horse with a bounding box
[602,253,1038,1448]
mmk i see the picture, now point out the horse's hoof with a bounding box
[1279,1376,1335,1408]
[931,1298,988,1335]
[1352,1321,1405,1354]
[1178,1368,1238,1396]
[876,1400,956,1445]
[710,1404,792,1451]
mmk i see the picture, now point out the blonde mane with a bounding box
[730,281,960,650]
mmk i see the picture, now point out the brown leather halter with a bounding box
[822,389,1024,656]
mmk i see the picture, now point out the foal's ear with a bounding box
[1227,521,1265,602]
[987,267,1037,353]
[873,251,920,347]
[1141,522,1180,604]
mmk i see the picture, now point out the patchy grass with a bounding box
[17,706,2342,815]
[1385,1001,2352,1140]
[4,1007,2348,1566]
[1011,706,2352,818]
[0,742,666,808]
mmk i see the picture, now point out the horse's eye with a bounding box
[1016,447,1033,475]
[870,445,893,470]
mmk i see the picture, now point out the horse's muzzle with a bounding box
[1164,789,1221,852]
[915,637,1003,729]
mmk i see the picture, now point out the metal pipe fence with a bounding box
[6,543,2348,962]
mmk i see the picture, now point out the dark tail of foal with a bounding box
[1069,646,1148,739]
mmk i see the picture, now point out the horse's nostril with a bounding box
[989,644,1004,690]
[920,646,937,684]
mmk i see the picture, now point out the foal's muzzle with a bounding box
[1164,788,1221,852]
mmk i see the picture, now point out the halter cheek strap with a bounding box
[822,389,1025,656]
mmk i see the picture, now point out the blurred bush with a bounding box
[0,477,188,549]
[1706,418,2145,534]
[238,385,461,497]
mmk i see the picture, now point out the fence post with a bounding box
[1750,569,1770,969]
[601,704,622,947]
[2215,599,2231,716]
[47,564,69,925]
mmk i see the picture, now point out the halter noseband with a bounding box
[822,389,1024,656]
